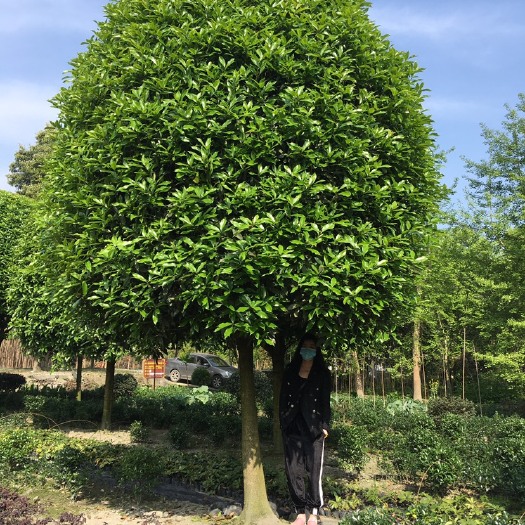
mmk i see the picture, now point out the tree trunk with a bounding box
[473,344,483,416]
[462,326,467,400]
[380,363,386,406]
[443,337,452,397]
[353,351,364,398]
[421,349,428,400]
[75,354,83,402]
[237,338,279,525]
[101,359,115,430]
[412,319,423,401]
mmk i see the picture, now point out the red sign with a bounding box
[142,358,166,379]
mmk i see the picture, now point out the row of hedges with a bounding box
[2,374,525,504]
[331,395,525,498]
[0,416,521,524]
[0,416,283,501]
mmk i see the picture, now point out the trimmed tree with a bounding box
[7,208,127,420]
[45,0,442,522]
[0,190,32,344]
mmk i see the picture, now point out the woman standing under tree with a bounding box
[279,333,332,525]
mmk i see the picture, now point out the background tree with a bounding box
[465,93,525,228]
[7,207,130,421]
[0,191,32,344]
[7,125,56,198]
[460,94,525,399]
[45,0,442,522]
[401,95,525,402]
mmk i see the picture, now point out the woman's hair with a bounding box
[288,332,326,370]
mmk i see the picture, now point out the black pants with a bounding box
[282,419,326,514]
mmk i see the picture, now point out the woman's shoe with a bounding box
[291,514,306,525]
[307,516,318,525]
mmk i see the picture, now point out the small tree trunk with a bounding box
[421,349,428,400]
[443,337,452,397]
[380,363,386,406]
[353,351,364,398]
[462,326,467,400]
[101,359,115,430]
[412,319,423,401]
[371,360,376,406]
[75,354,83,402]
[237,338,278,525]
[473,344,483,416]
[400,366,405,400]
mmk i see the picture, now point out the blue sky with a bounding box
[1,0,524,196]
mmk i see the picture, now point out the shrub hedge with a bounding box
[3,382,525,507]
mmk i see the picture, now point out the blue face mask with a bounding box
[300,347,316,361]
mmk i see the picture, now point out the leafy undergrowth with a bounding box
[0,486,86,525]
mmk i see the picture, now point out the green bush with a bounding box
[418,444,462,494]
[223,370,272,410]
[186,404,211,432]
[191,367,212,387]
[206,391,240,417]
[113,373,139,399]
[340,508,399,525]
[23,396,77,427]
[435,412,468,438]
[112,446,167,494]
[492,435,525,497]
[73,399,102,426]
[0,372,26,392]
[427,396,476,420]
[45,444,91,496]
[169,424,191,449]
[341,397,390,431]
[389,410,435,433]
[258,416,273,440]
[0,391,24,411]
[0,427,38,470]
[369,427,402,452]
[386,398,427,416]
[81,385,105,401]
[129,420,150,443]
[331,423,368,473]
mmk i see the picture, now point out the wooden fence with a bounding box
[0,339,141,370]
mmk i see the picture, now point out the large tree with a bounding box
[7,125,56,198]
[45,0,442,522]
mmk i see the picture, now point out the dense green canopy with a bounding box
[47,0,442,352]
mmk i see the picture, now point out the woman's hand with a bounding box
[322,429,328,438]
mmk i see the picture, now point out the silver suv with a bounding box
[165,353,237,389]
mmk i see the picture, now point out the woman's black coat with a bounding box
[279,361,331,439]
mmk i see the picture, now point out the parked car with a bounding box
[165,353,237,389]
